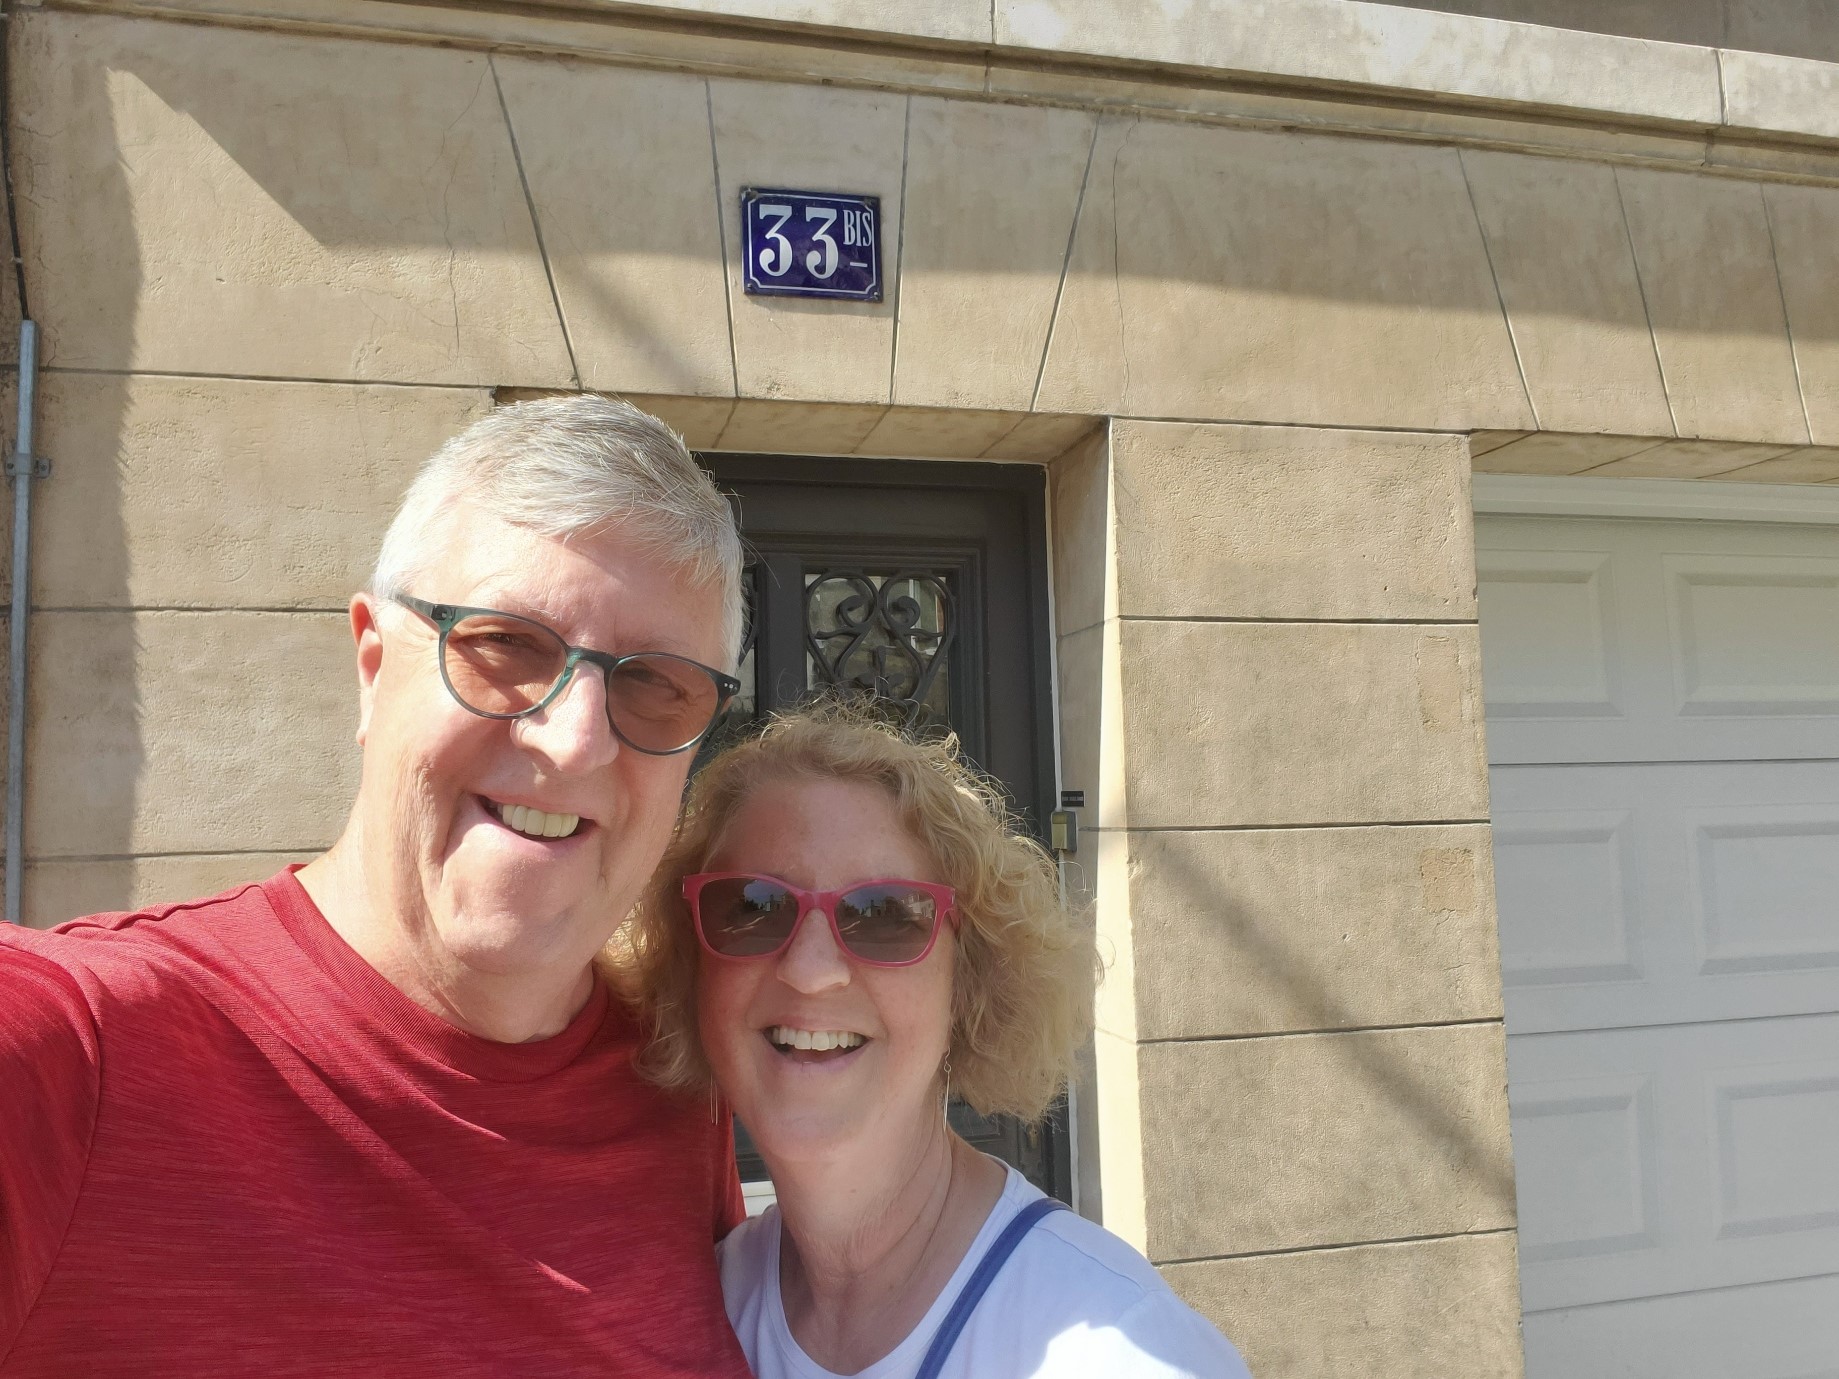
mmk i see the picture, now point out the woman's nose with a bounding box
[775,905,851,993]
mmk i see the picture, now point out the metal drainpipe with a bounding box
[5,318,40,923]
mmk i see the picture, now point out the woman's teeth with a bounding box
[496,803,581,839]
[769,1027,865,1053]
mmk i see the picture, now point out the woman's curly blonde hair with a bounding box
[618,702,1095,1122]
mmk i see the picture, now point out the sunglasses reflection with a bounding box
[683,873,959,967]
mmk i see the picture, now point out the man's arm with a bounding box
[0,942,101,1362]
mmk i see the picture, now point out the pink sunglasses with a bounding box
[682,872,958,968]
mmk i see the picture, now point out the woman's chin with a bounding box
[719,1035,941,1169]
[741,1106,875,1166]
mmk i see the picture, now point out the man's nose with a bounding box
[512,666,620,773]
[775,906,851,995]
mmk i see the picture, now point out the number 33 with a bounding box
[753,203,840,280]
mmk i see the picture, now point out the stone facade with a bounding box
[8,2,1839,1374]
[1053,422,1518,1372]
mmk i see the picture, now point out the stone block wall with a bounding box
[1053,423,1521,1375]
[19,375,490,922]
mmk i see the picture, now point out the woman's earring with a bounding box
[940,1054,953,1130]
[709,1088,721,1126]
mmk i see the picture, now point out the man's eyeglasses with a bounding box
[682,872,959,967]
[393,594,740,756]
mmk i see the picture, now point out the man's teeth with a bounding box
[769,1026,865,1053]
[497,803,581,839]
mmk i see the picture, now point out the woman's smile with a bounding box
[764,1025,867,1057]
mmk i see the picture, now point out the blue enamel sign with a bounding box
[741,189,882,302]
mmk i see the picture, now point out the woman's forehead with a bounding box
[708,776,941,881]
[724,775,899,835]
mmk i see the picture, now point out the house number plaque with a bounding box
[741,188,882,302]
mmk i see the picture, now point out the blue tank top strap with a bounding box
[913,1196,1071,1379]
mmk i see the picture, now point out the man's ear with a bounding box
[350,592,385,747]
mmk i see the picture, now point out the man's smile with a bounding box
[480,796,588,841]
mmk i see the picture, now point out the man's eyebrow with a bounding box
[491,595,566,624]
[474,594,714,659]
[595,626,712,659]
[644,637,722,661]
[460,589,564,624]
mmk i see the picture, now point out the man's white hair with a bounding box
[371,396,745,666]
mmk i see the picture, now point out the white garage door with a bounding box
[1477,506,1839,1378]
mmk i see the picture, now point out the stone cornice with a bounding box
[30,0,1839,180]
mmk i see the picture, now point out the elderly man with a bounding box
[0,398,752,1375]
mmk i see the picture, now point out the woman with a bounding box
[625,707,1250,1378]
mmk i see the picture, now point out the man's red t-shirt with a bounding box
[0,870,751,1376]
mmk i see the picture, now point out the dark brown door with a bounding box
[699,454,1069,1202]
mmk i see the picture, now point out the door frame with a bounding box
[705,454,1059,840]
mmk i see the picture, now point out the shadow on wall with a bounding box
[7,23,136,925]
[1141,838,1517,1253]
[144,43,1516,301]
[0,18,22,904]
[1362,0,1839,65]
[14,19,402,924]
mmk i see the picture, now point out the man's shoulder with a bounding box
[0,928,101,1059]
[0,877,286,1014]
[46,877,276,937]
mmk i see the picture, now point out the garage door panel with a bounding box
[1492,807,1642,986]
[1476,547,1623,719]
[1509,1071,1663,1270]
[1510,1031,1697,1312]
[1495,760,1839,1033]
[1523,1273,1839,1379]
[1481,516,1839,764]
[1665,552,1839,719]
[1510,1014,1839,1311]
[1713,1068,1839,1244]
[1695,804,1839,978]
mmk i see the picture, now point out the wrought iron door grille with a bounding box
[804,570,955,730]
